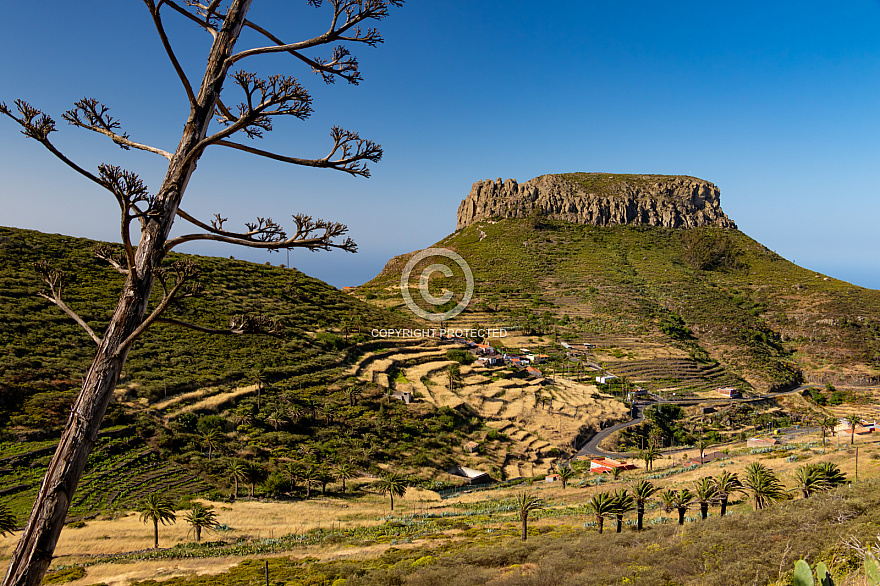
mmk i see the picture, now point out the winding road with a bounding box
[574,384,815,459]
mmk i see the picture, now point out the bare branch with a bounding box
[208,71,313,141]
[1,100,108,189]
[168,210,357,253]
[233,0,403,84]
[62,98,173,159]
[116,261,200,354]
[33,261,103,346]
[93,244,130,275]
[213,125,380,177]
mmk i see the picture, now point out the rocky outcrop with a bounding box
[456,173,736,230]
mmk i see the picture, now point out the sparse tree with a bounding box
[610,489,635,533]
[183,503,218,542]
[713,470,743,517]
[610,466,624,480]
[555,464,575,489]
[816,461,847,488]
[245,462,267,498]
[514,492,544,541]
[447,364,462,392]
[227,459,248,499]
[659,489,676,516]
[791,464,829,499]
[0,503,16,537]
[692,477,718,520]
[200,428,223,460]
[300,465,319,499]
[846,414,862,445]
[138,494,177,549]
[631,479,658,531]
[375,472,408,511]
[587,491,616,534]
[335,461,357,493]
[743,462,786,511]
[820,415,838,447]
[673,488,694,525]
[1,2,401,583]
[640,445,661,472]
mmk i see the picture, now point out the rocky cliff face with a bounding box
[456,173,736,230]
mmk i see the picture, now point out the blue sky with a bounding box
[1,1,879,289]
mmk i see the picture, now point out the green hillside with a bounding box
[1,227,488,521]
[359,218,880,393]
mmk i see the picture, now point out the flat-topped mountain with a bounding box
[456,173,736,230]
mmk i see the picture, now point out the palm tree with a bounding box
[556,464,576,489]
[816,461,847,488]
[266,410,285,431]
[514,492,544,541]
[610,466,625,481]
[713,470,743,517]
[245,462,267,498]
[611,489,635,533]
[346,385,363,407]
[375,472,408,511]
[659,489,676,516]
[586,491,616,534]
[227,459,248,499]
[335,461,357,493]
[253,367,267,411]
[183,502,218,542]
[792,464,829,499]
[846,414,862,445]
[692,477,718,520]
[631,479,658,531]
[695,435,712,465]
[743,462,786,510]
[300,465,319,499]
[820,416,838,447]
[447,364,461,392]
[673,488,694,525]
[641,445,661,471]
[318,467,335,496]
[138,494,176,548]
[200,428,223,459]
[0,502,17,537]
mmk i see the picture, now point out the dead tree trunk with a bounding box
[2,4,253,584]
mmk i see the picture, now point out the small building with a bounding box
[561,342,572,349]
[478,355,504,366]
[391,389,412,404]
[544,473,561,483]
[596,375,617,384]
[589,457,637,473]
[716,387,741,398]
[526,366,543,379]
[626,388,648,402]
[463,440,480,453]
[686,451,725,466]
[834,418,880,437]
[446,464,492,485]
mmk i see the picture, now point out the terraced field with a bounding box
[603,358,746,397]
[347,340,629,480]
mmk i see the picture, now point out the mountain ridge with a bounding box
[456,172,736,230]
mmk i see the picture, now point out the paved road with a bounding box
[574,384,814,459]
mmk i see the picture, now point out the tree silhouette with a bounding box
[375,472,408,511]
[846,414,862,445]
[692,477,718,520]
[227,459,248,499]
[335,461,357,493]
[138,494,176,549]
[713,470,743,517]
[200,428,223,459]
[555,464,575,489]
[743,462,786,510]
[673,488,694,525]
[1,2,402,582]
[0,503,16,537]
[514,492,544,541]
[611,489,635,533]
[820,416,838,447]
[183,503,218,542]
[587,492,616,534]
[631,479,658,531]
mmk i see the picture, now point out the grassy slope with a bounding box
[360,219,880,392]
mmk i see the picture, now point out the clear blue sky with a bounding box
[2,1,879,289]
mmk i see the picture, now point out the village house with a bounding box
[596,375,617,384]
[715,387,741,398]
[747,437,779,448]
[834,418,880,438]
[589,457,637,474]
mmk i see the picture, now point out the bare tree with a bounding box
[0,2,402,584]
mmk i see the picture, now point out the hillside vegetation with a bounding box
[361,219,880,393]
